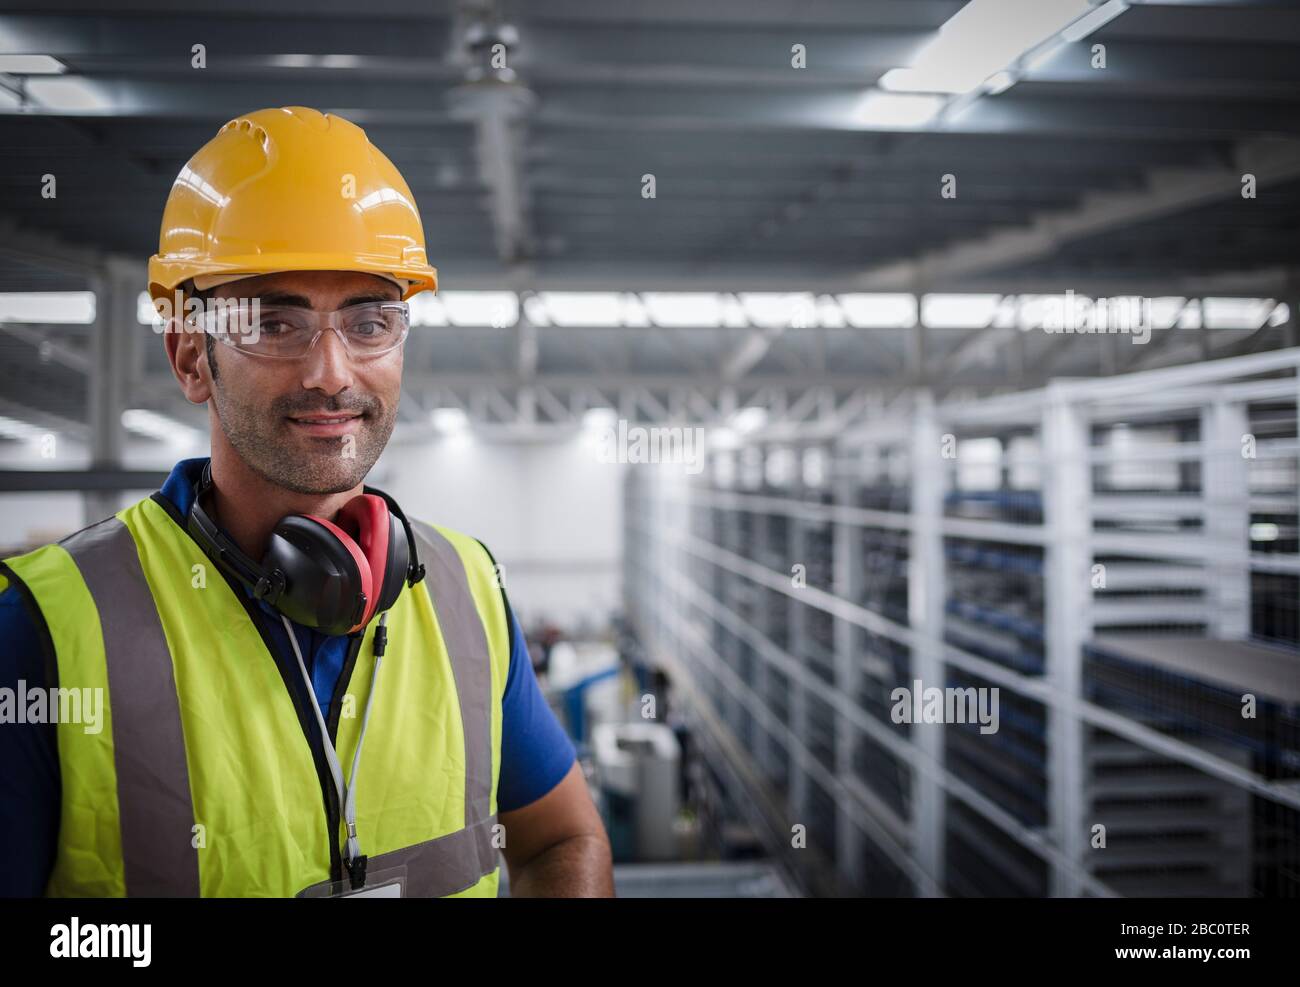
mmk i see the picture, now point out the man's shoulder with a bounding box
[0,515,110,576]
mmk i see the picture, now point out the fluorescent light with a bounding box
[1202,297,1277,330]
[25,76,112,111]
[738,293,817,329]
[439,291,516,328]
[720,294,749,329]
[883,0,1091,95]
[1060,0,1129,43]
[619,293,650,327]
[815,295,847,328]
[0,415,45,441]
[122,409,202,444]
[136,289,178,327]
[993,295,1019,328]
[640,293,724,328]
[837,293,917,329]
[537,292,622,327]
[1145,297,1188,331]
[408,293,447,327]
[922,293,1002,329]
[522,294,550,326]
[0,291,95,323]
[0,55,65,74]
[855,91,944,129]
[319,55,361,69]
[431,408,468,433]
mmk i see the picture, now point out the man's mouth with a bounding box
[287,411,364,437]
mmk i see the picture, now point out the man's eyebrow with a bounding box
[341,293,399,307]
[255,291,313,307]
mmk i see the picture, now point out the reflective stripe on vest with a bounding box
[5,498,508,897]
[61,516,200,896]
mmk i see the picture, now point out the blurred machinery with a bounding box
[592,722,681,862]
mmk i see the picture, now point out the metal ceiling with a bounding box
[0,0,1298,439]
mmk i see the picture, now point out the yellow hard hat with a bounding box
[148,106,438,310]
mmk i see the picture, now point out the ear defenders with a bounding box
[187,460,425,636]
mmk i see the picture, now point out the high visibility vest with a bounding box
[0,492,511,897]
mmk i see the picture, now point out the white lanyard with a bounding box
[282,611,387,883]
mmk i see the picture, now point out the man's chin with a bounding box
[248,450,372,496]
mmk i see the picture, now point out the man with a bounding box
[0,106,613,897]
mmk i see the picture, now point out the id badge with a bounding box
[297,864,407,898]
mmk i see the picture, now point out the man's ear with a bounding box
[165,317,213,404]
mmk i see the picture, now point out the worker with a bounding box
[0,106,614,898]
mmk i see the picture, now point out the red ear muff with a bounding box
[304,512,375,632]
[189,458,420,636]
[341,494,409,617]
[336,494,399,629]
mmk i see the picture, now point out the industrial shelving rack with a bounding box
[623,347,1300,897]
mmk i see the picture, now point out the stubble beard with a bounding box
[211,384,396,495]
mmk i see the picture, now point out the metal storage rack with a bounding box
[624,348,1300,897]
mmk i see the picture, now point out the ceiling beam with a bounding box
[852,138,1300,290]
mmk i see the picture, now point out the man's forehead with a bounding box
[214,270,401,301]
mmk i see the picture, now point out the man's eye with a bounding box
[259,320,291,335]
[350,321,386,336]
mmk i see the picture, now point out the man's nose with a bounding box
[299,327,356,395]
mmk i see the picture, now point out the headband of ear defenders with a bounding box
[187,460,425,636]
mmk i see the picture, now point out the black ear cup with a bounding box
[263,516,368,636]
[374,520,409,615]
[187,460,422,636]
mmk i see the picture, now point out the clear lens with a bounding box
[340,303,409,352]
[204,301,410,359]
[251,307,316,355]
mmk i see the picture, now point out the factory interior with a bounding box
[1,0,1299,902]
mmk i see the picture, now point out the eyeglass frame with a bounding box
[188,298,412,361]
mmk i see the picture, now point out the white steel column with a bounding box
[1042,385,1090,897]
[85,259,138,524]
[833,458,864,888]
[908,391,946,894]
[787,455,811,831]
[1202,398,1252,639]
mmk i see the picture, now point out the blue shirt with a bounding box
[0,457,575,896]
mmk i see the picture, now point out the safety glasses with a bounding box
[192,299,411,360]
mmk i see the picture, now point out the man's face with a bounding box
[205,270,404,495]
